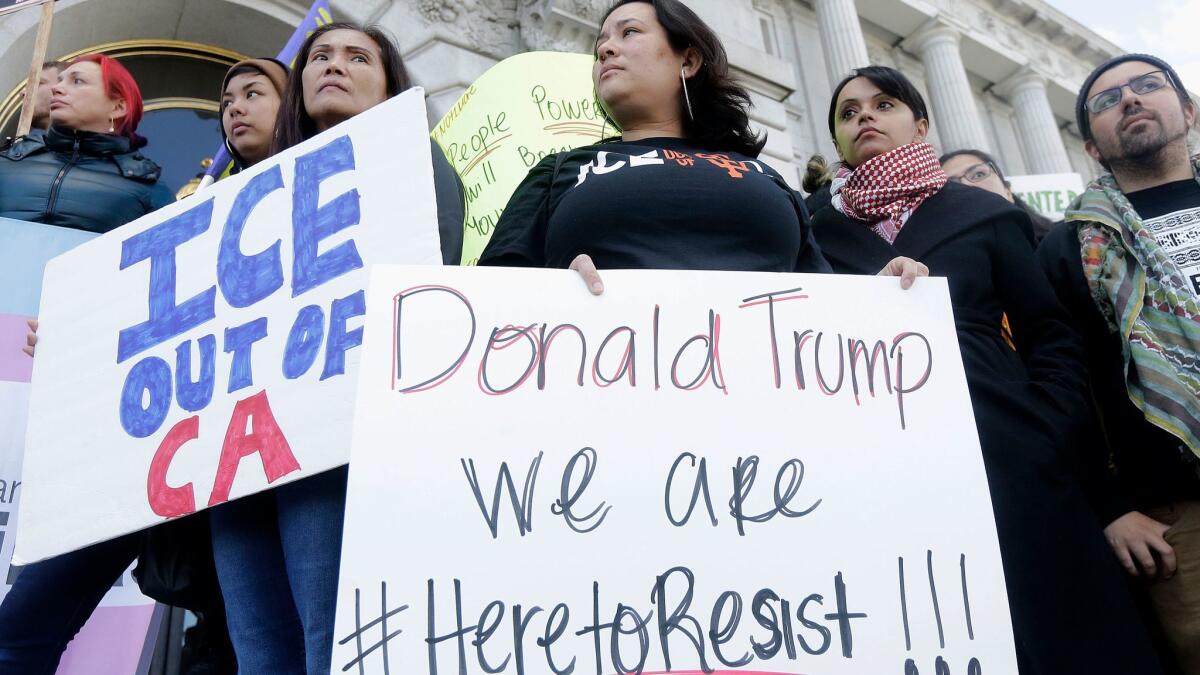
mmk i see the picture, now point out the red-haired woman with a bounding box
[0,54,176,674]
[0,54,173,231]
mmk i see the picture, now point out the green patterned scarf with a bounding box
[1065,157,1200,458]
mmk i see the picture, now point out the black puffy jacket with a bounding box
[0,126,174,233]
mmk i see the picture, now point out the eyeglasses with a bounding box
[1086,70,1172,115]
[948,162,996,184]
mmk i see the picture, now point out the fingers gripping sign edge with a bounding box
[569,254,604,296]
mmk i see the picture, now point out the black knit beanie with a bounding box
[1076,53,1187,141]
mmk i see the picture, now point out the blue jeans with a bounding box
[209,466,347,675]
[0,533,139,674]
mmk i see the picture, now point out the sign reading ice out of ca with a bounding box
[431,52,617,265]
[15,89,443,564]
[333,266,1019,674]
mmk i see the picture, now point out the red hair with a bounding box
[69,54,144,138]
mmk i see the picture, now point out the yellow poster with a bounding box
[432,52,616,265]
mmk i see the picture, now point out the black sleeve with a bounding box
[990,211,1090,422]
[431,139,464,265]
[1037,223,1135,525]
[477,153,559,268]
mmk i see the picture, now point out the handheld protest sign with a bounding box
[15,88,442,564]
[333,265,1019,674]
[431,52,616,265]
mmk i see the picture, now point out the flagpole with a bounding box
[15,0,55,138]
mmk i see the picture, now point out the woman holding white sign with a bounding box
[204,23,464,675]
[478,0,925,286]
[809,65,1162,673]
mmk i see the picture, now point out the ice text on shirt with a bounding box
[575,149,767,186]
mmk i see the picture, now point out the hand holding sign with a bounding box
[569,253,931,295]
[21,319,36,357]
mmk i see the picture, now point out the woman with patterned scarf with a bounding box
[809,66,1163,673]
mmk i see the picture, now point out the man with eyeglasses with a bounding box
[1038,53,1199,671]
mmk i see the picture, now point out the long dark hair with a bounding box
[828,65,929,138]
[598,0,765,157]
[272,22,412,154]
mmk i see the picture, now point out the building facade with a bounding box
[0,0,1122,192]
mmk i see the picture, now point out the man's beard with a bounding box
[1102,105,1185,170]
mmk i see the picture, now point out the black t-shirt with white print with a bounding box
[479,136,830,273]
[1127,177,1200,295]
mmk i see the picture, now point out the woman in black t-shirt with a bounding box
[480,0,924,287]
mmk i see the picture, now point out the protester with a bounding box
[939,148,1056,244]
[479,0,923,290]
[206,23,463,675]
[809,64,1163,674]
[802,152,833,216]
[1037,53,1200,672]
[0,54,172,231]
[0,54,179,675]
[219,57,288,171]
[272,23,464,265]
[29,61,64,133]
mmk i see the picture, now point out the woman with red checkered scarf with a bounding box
[809,65,1163,674]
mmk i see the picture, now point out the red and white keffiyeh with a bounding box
[830,142,947,243]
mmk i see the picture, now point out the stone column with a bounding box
[908,22,992,153]
[814,0,870,87]
[1001,69,1073,174]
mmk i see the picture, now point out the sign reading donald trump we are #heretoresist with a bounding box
[334,265,1018,674]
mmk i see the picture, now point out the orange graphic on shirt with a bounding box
[696,153,749,178]
[663,149,695,166]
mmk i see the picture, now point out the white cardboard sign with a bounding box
[16,89,443,564]
[334,265,1019,674]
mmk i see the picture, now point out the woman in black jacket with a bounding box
[0,54,175,675]
[0,54,173,232]
[809,65,1163,674]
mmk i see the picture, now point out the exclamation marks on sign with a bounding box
[959,553,975,641]
[897,551,982,674]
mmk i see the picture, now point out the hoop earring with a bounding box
[681,67,694,122]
